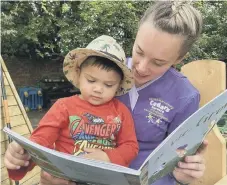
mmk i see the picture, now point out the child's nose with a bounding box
[93,85,103,94]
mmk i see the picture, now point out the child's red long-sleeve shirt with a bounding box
[8,95,138,180]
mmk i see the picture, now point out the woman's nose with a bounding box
[137,58,149,73]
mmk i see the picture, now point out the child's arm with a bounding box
[6,99,69,180]
[29,99,69,148]
[103,104,139,167]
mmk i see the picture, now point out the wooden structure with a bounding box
[1,56,41,185]
[181,60,227,185]
[1,57,226,185]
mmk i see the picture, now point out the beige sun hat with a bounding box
[63,35,134,96]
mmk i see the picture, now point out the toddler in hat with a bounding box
[4,35,138,181]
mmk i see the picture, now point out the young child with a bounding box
[4,35,139,181]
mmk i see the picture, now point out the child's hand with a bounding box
[4,141,31,170]
[83,148,110,163]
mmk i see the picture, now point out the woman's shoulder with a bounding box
[167,68,199,95]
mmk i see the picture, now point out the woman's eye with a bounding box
[136,50,143,56]
[105,84,113,88]
[154,62,164,67]
[87,79,95,83]
[155,63,162,66]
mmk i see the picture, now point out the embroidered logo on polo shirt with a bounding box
[144,98,174,125]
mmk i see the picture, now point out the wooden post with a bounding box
[1,56,41,185]
[181,60,226,185]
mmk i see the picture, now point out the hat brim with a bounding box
[63,48,134,96]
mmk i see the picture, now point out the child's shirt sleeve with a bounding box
[104,101,139,167]
[7,99,69,180]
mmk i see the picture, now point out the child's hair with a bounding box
[140,1,203,58]
[80,56,124,80]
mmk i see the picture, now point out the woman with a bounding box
[40,1,207,185]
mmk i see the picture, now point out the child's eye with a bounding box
[87,79,95,83]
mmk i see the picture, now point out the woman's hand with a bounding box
[172,140,208,184]
[40,170,76,185]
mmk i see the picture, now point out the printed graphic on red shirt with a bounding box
[69,113,121,156]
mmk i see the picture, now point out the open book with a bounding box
[3,89,227,185]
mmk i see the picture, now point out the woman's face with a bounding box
[132,22,185,87]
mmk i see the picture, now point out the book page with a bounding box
[139,90,227,184]
[3,128,139,185]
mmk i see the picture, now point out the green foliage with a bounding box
[1,1,227,62]
[185,1,227,63]
[1,1,151,58]
[57,1,151,56]
[218,112,227,134]
[1,1,70,58]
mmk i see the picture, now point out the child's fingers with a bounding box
[4,149,30,169]
[8,142,30,160]
[10,141,25,155]
[4,141,30,169]
[4,157,21,170]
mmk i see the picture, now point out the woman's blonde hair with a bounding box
[140,1,203,58]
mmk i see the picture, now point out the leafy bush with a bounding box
[2,1,227,62]
[1,1,151,59]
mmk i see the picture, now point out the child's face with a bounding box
[78,65,122,105]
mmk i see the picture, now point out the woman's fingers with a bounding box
[196,140,208,155]
[174,166,204,179]
[178,160,205,171]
